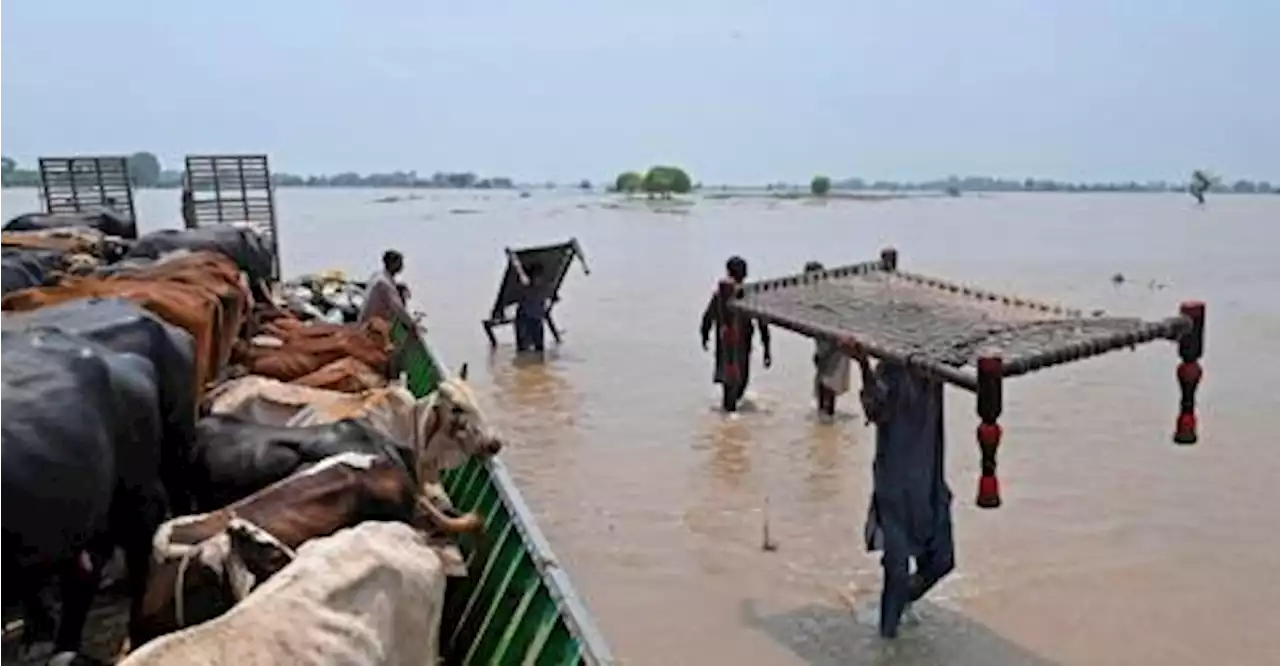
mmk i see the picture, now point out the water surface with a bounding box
[5,189,1277,666]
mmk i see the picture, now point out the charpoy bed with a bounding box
[482,238,591,348]
[730,248,1205,509]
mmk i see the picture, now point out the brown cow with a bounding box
[205,371,503,531]
[291,356,388,392]
[133,452,430,647]
[232,315,392,382]
[104,252,251,370]
[2,277,225,395]
[1,227,108,256]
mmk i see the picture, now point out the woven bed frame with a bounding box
[482,238,590,347]
[730,248,1206,509]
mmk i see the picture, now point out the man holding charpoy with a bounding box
[840,337,955,638]
[700,256,772,412]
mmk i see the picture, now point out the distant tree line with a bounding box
[824,174,1278,194]
[3,154,1275,194]
[1,153,514,190]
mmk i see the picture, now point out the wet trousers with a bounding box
[515,314,545,352]
[879,514,955,638]
[720,363,751,412]
[816,384,837,416]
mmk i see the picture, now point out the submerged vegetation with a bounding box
[612,166,693,198]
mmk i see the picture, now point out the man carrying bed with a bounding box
[841,337,955,639]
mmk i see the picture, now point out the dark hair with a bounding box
[726,255,748,281]
[525,261,545,279]
[382,250,404,271]
[396,283,411,302]
[804,261,825,273]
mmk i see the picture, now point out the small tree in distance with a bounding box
[641,166,692,198]
[811,175,832,196]
[615,171,643,194]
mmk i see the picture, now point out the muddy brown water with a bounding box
[4,189,1278,665]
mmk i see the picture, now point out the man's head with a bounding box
[396,283,411,303]
[726,256,748,282]
[382,250,404,277]
[525,261,545,282]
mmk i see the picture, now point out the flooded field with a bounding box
[5,188,1278,665]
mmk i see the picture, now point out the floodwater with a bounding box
[5,188,1279,666]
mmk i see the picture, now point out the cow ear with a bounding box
[458,363,469,381]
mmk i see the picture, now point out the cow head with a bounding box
[414,368,503,478]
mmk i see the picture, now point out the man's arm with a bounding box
[759,318,772,366]
[839,338,892,424]
[700,291,718,348]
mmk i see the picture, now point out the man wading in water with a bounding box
[806,261,851,420]
[700,256,772,412]
[515,261,549,354]
[841,337,955,638]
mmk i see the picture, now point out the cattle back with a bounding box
[105,252,251,368]
[4,209,137,240]
[1,277,225,396]
[3,298,199,503]
[190,415,410,510]
[126,226,274,287]
[119,521,446,666]
[1,327,163,570]
[1,247,63,294]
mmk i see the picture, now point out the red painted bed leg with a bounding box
[976,356,1004,509]
[1173,301,1205,445]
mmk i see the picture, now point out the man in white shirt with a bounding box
[358,249,408,324]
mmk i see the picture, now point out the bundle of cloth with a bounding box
[279,270,368,324]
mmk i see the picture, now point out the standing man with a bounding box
[514,261,549,354]
[358,249,409,324]
[841,338,955,638]
[700,255,772,412]
[806,261,851,419]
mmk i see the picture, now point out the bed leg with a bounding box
[976,356,1004,509]
[544,312,563,345]
[1173,301,1205,445]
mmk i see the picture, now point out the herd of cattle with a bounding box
[2,211,505,665]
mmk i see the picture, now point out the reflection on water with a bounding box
[5,188,1279,665]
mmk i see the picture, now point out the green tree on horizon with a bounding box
[811,175,832,196]
[2,157,15,174]
[615,171,643,194]
[641,165,692,198]
[128,151,162,187]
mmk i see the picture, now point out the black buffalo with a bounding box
[3,298,200,513]
[124,226,275,300]
[1,327,167,656]
[4,209,137,240]
[2,247,64,294]
[189,414,411,511]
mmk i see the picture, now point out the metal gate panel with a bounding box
[38,155,136,221]
[183,154,280,278]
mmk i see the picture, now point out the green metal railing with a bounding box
[391,321,614,666]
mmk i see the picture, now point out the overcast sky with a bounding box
[3,0,1276,183]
